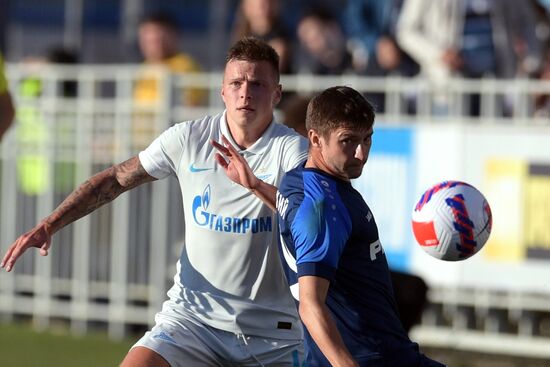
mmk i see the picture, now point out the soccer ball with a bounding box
[411,180,492,261]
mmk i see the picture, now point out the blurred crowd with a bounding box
[228,0,550,116]
[2,0,550,122]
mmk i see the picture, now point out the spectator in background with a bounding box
[231,0,293,75]
[280,94,311,137]
[134,13,204,108]
[0,53,15,140]
[16,47,79,196]
[534,48,550,117]
[397,0,543,115]
[133,13,205,151]
[344,0,418,78]
[295,8,353,75]
[532,0,550,58]
[343,0,419,113]
[531,0,550,118]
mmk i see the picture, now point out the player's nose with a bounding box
[355,144,366,160]
[240,81,252,99]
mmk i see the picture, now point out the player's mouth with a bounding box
[237,106,255,112]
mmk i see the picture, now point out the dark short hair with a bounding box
[140,12,179,32]
[225,37,280,82]
[306,86,375,137]
[46,47,79,64]
[301,6,336,24]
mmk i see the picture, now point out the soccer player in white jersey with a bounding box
[1,38,308,367]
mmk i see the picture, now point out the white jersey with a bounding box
[139,111,308,340]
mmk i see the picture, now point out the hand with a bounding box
[441,48,463,71]
[1,221,52,272]
[211,135,260,190]
[376,37,401,71]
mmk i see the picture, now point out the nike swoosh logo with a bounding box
[189,164,213,173]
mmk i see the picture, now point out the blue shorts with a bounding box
[304,329,445,367]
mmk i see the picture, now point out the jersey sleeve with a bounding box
[138,122,189,179]
[281,134,308,172]
[290,179,352,281]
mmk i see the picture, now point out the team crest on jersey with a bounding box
[255,168,273,182]
[192,185,273,234]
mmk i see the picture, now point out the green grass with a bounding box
[0,323,134,367]
[3,323,550,367]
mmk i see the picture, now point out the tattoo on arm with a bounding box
[45,156,156,234]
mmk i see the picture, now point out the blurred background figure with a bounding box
[16,46,79,197]
[133,12,205,151]
[532,0,550,117]
[280,94,311,137]
[230,0,293,75]
[134,12,204,108]
[397,0,543,116]
[343,0,419,112]
[344,0,418,77]
[0,52,15,140]
[533,0,550,64]
[295,7,353,75]
[534,48,550,117]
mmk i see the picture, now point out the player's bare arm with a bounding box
[1,156,156,272]
[211,135,277,211]
[298,276,359,367]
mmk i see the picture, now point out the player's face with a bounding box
[221,60,281,133]
[316,126,373,181]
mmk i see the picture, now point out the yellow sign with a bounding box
[483,159,527,261]
[524,165,550,258]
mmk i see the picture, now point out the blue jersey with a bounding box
[277,166,435,366]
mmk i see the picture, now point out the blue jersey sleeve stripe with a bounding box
[297,262,336,280]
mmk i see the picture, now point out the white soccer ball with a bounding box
[411,180,492,261]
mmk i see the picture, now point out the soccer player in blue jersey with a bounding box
[2,38,308,367]
[276,86,445,366]
[216,85,445,366]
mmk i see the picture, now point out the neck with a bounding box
[305,154,325,173]
[225,117,271,149]
[305,154,350,182]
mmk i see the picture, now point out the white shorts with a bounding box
[133,314,305,367]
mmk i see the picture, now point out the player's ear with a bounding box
[273,84,282,106]
[309,129,321,148]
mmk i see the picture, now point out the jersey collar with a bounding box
[220,110,276,156]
